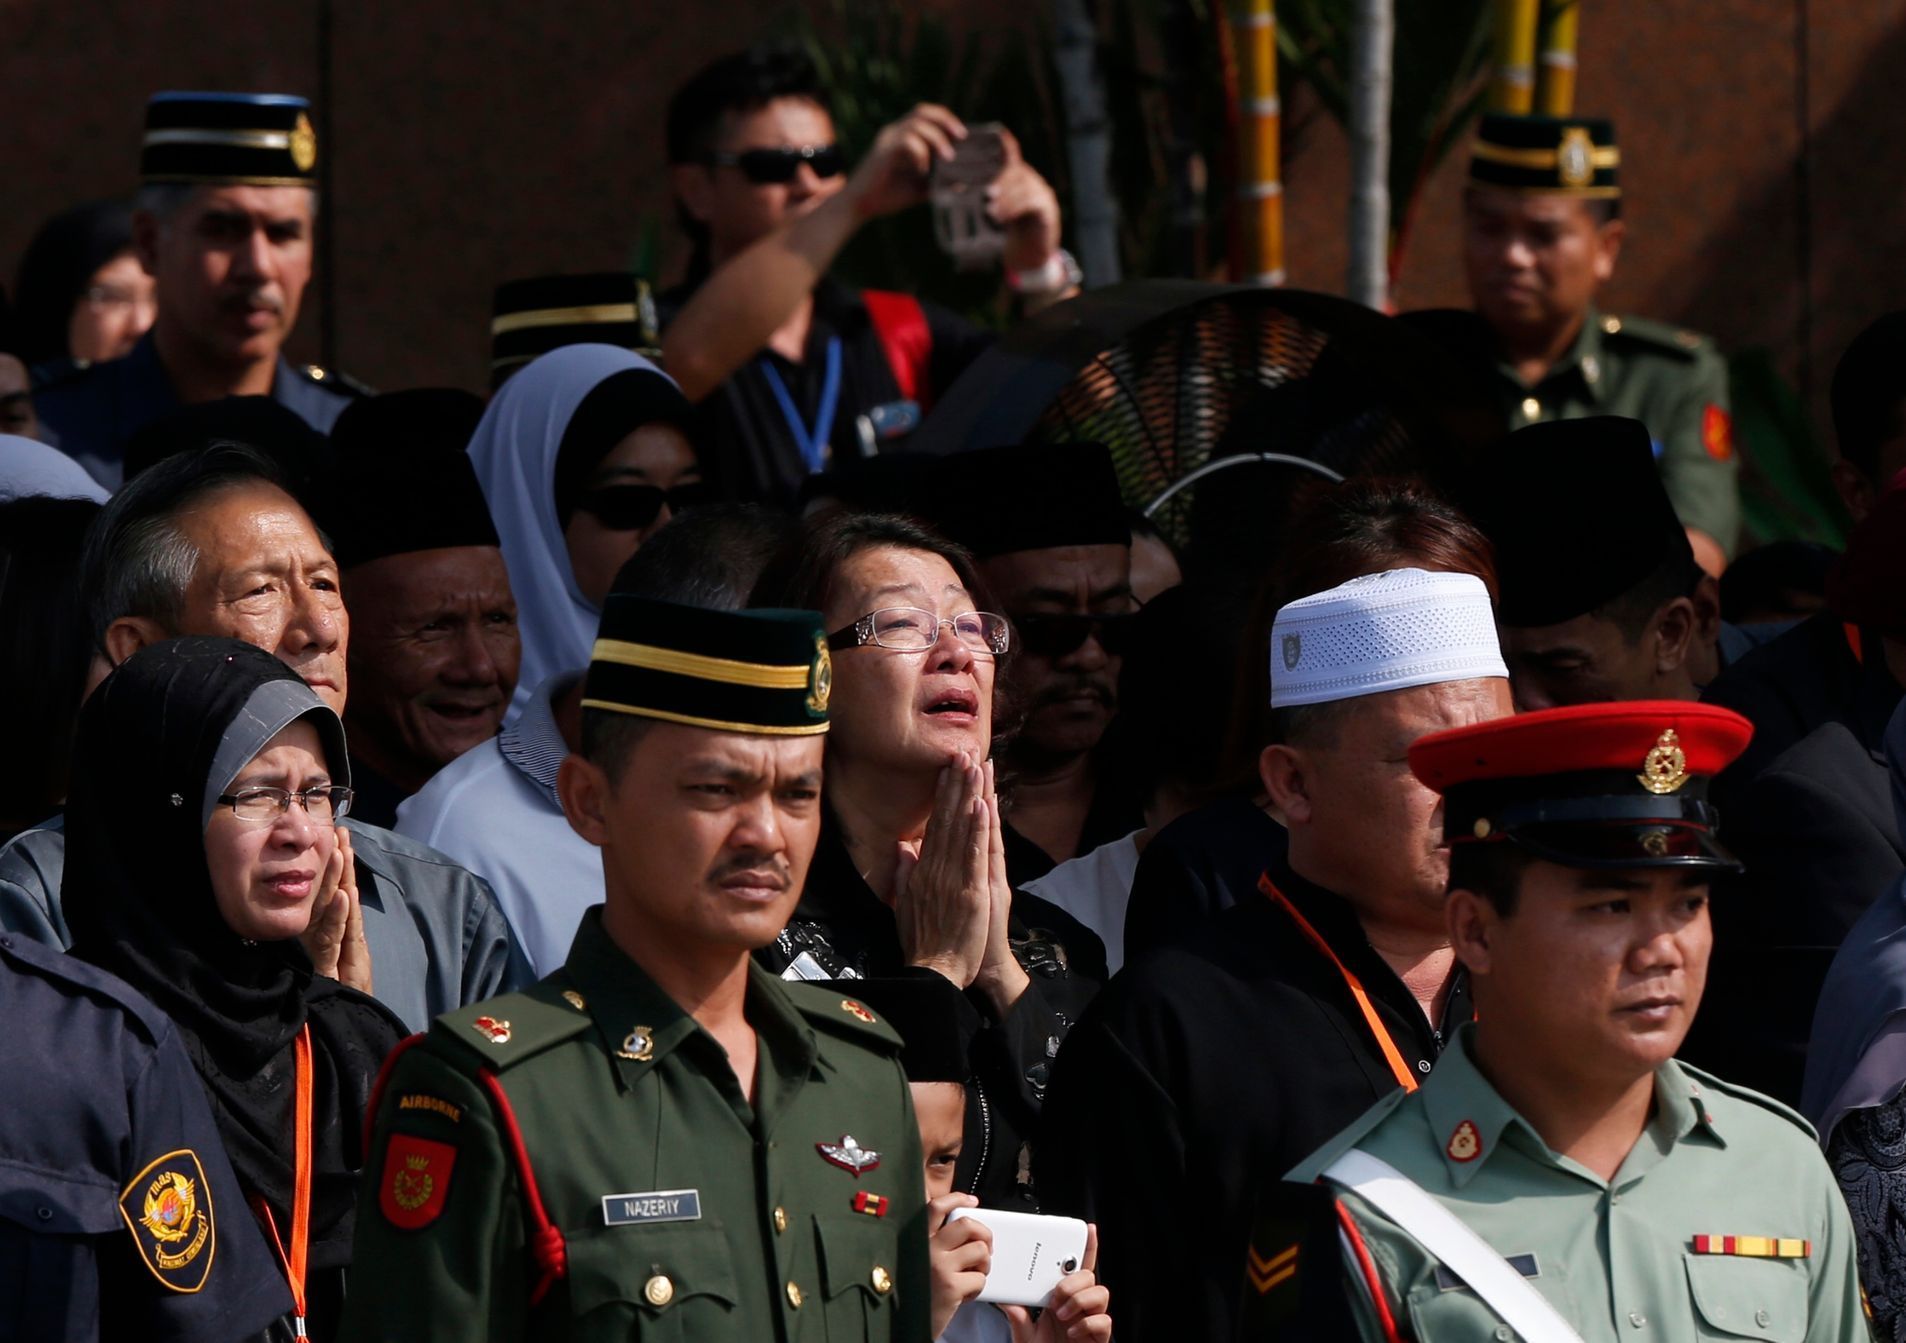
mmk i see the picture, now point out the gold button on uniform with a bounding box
[786,1281,805,1309]
[871,1265,893,1295]
[1520,396,1542,422]
[644,1275,674,1307]
[773,1206,788,1234]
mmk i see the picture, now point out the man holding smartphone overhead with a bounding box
[660,43,1081,507]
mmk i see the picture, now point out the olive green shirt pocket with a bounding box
[1403,1260,1576,1342]
[1683,1255,1809,1342]
[564,1221,739,1342]
[814,1214,900,1343]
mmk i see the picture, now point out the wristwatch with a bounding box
[1007,247,1084,296]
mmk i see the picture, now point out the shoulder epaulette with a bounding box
[432,986,591,1072]
[1289,1087,1413,1183]
[1676,1061,1818,1139]
[298,363,373,397]
[0,932,173,1043]
[781,980,906,1052]
[1599,313,1711,360]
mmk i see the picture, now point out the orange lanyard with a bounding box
[1258,873,1419,1093]
[257,1026,315,1336]
[1845,622,1865,666]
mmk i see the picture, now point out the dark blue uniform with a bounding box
[0,931,290,1342]
[32,330,356,489]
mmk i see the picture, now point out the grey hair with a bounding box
[80,442,293,652]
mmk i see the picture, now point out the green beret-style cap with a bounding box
[583,597,832,736]
[1469,113,1619,198]
[141,92,318,186]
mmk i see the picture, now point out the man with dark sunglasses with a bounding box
[660,43,1079,507]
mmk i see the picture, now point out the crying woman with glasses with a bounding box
[749,509,1107,1213]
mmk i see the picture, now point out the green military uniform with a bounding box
[1283,1026,1865,1342]
[341,909,929,1341]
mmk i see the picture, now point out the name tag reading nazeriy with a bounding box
[603,1188,703,1226]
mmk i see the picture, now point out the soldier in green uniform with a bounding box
[1412,113,1741,574]
[341,596,929,1341]
[1246,701,1866,1341]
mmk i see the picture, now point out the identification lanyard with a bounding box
[256,1025,315,1337]
[1259,872,1419,1094]
[760,336,843,475]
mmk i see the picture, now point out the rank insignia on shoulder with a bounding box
[472,1015,512,1044]
[841,999,876,1023]
[852,1190,890,1218]
[379,1134,456,1230]
[818,1134,881,1177]
[1691,1235,1811,1259]
[1447,1119,1483,1162]
[120,1149,215,1292]
[1247,1241,1298,1294]
[618,1026,654,1061]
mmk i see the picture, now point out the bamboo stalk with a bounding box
[1491,0,1539,113]
[1231,0,1284,286]
[1348,0,1393,310]
[1536,0,1579,115]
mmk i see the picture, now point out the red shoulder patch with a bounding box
[379,1133,457,1230]
[1702,404,1734,462]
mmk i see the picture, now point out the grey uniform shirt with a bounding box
[0,816,529,1032]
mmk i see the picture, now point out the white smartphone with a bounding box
[944,1207,1089,1307]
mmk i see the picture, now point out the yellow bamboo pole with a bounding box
[1491,0,1539,113]
[1536,0,1579,115]
[1232,0,1284,285]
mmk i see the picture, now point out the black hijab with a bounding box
[64,637,405,1271]
[552,365,698,526]
[11,199,135,368]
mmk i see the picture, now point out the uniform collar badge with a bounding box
[818,1134,882,1177]
[1447,1118,1484,1163]
[618,1026,655,1062]
[472,1015,512,1044]
[841,999,877,1024]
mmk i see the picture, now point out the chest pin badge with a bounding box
[817,1134,881,1177]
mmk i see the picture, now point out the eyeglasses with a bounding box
[574,483,708,531]
[828,607,1011,657]
[81,284,151,312]
[215,785,355,825]
[1012,612,1139,659]
[708,143,846,185]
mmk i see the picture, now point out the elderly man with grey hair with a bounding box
[0,443,529,1031]
[34,91,357,488]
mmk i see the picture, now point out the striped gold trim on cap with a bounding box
[143,128,294,151]
[590,638,811,690]
[1470,140,1620,170]
[580,699,831,736]
[491,302,642,338]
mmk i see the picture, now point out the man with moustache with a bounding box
[1038,569,1513,1342]
[1254,702,1863,1341]
[35,92,358,489]
[342,598,929,1342]
[327,390,519,827]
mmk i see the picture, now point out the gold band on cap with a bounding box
[1469,141,1620,170]
[491,302,641,338]
[590,638,811,690]
[580,699,831,736]
[142,128,296,151]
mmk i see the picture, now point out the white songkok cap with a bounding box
[1270,568,1507,708]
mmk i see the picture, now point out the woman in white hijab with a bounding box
[467,345,703,720]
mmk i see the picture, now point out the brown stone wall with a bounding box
[7,0,1904,427]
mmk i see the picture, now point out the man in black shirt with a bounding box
[1039,568,1512,1342]
[659,43,1079,506]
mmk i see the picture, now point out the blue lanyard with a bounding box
[760,337,843,475]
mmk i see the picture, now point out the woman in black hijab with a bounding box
[63,637,405,1341]
[12,199,155,372]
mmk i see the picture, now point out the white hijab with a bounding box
[0,435,110,502]
[466,344,679,722]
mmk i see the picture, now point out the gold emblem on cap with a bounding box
[1641,829,1671,858]
[1472,817,1493,839]
[1557,126,1595,187]
[1638,728,1688,795]
[290,112,317,173]
[808,634,833,715]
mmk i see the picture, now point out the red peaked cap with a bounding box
[1410,701,1754,869]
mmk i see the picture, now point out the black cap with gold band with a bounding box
[141,92,318,186]
[1468,113,1619,197]
[491,273,662,386]
[582,597,832,736]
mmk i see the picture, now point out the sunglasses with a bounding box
[709,143,846,185]
[574,482,707,531]
[1013,612,1139,659]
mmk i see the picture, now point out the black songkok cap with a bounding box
[840,976,980,1083]
[930,442,1131,559]
[491,273,661,386]
[1478,416,1693,628]
[328,390,499,568]
[141,92,318,186]
[1468,113,1619,198]
[584,597,831,736]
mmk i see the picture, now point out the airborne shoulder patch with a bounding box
[120,1148,216,1293]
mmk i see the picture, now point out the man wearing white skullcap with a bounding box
[1039,569,1513,1342]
